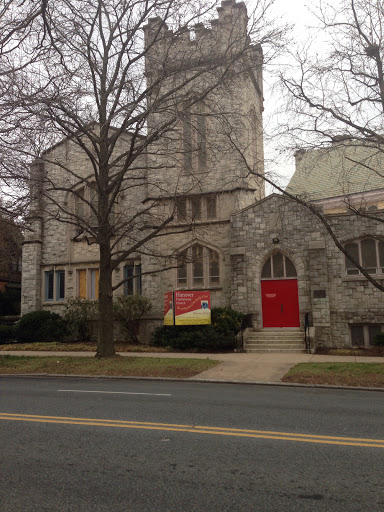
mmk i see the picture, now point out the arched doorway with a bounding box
[261,252,300,328]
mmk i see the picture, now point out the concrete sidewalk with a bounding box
[2,350,384,383]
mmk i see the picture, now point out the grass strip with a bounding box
[0,355,218,378]
[0,342,169,353]
[282,362,384,388]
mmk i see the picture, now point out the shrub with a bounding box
[0,288,21,315]
[63,299,98,342]
[113,296,152,343]
[15,310,69,343]
[372,332,384,347]
[152,307,244,351]
[0,325,15,344]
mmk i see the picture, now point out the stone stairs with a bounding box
[244,330,306,353]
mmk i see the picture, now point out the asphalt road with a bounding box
[1,376,384,512]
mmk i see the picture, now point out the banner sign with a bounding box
[164,291,174,325]
[174,290,211,325]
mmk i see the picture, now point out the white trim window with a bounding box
[177,244,221,288]
[345,238,384,276]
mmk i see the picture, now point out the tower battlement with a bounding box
[143,0,256,64]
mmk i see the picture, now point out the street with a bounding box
[1,376,384,511]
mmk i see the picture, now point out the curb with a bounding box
[1,373,384,392]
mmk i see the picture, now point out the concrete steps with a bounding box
[244,330,306,353]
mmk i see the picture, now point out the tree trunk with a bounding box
[96,242,116,357]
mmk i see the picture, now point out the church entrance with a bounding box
[260,253,300,328]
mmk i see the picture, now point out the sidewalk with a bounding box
[2,350,384,383]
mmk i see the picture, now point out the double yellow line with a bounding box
[1,412,384,448]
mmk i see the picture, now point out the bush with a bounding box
[152,307,244,351]
[372,332,384,347]
[0,325,15,344]
[63,299,98,342]
[113,296,152,343]
[15,310,69,343]
[0,288,21,315]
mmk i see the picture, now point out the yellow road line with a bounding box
[1,413,384,449]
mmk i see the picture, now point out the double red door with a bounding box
[261,279,300,328]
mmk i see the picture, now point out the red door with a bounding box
[261,279,300,328]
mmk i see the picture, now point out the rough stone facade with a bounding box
[21,0,384,349]
[21,0,265,340]
[230,194,384,348]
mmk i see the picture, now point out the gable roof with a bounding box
[286,140,384,200]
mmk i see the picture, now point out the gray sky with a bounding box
[251,0,322,188]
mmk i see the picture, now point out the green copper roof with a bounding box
[286,141,384,200]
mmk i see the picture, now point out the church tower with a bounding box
[143,0,265,215]
[141,1,265,317]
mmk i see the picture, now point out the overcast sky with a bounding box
[251,0,324,187]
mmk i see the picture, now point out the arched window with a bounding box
[261,252,297,279]
[182,103,208,173]
[177,244,220,288]
[345,238,384,276]
[73,184,115,233]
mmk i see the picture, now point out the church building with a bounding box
[21,1,384,351]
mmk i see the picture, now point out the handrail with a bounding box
[304,312,311,352]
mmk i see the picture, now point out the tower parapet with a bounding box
[144,0,264,203]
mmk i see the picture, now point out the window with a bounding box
[176,198,187,222]
[176,195,217,222]
[176,244,220,288]
[90,269,99,299]
[350,324,382,347]
[345,238,384,276]
[77,268,98,299]
[124,263,142,295]
[75,188,85,219]
[73,185,115,233]
[45,271,54,301]
[182,103,208,173]
[261,253,297,279]
[191,197,201,221]
[56,271,65,301]
[89,186,98,227]
[44,270,65,302]
[206,196,217,219]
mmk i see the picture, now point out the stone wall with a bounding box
[230,194,384,347]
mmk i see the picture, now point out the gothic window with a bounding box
[175,195,217,222]
[177,250,188,286]
[191,197,202,221]
[73,185,115,233]
[206,195,217,219]
[176,198,187,222]
[176,244,221,288]
[89,185,98,227]
[261,253,297,279]
[182,103,208,173]
[345,238,384,276]
[75,188,85,219]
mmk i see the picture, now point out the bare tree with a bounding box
[264,0,384,290]
[0,1,48,219]
[13,0,284,356]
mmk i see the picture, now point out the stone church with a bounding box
[21,0,384,350]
